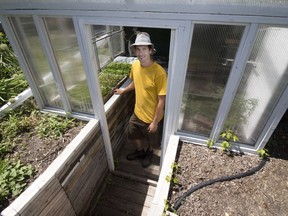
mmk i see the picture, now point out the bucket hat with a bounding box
[130,32,156,54]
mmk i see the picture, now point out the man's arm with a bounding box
[114,81,135,95]
[148,95,166,133]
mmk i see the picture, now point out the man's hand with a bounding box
[148,122,158,133]
[114,88,124,95]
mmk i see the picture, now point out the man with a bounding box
[114,32,167,168]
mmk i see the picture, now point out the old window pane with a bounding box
[10,16,63,109]
[223,26,288,145]
[178,24,245,136]
[45,17,93,114]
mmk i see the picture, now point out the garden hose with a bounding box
[173,157,268,211]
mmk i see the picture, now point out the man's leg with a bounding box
[126,139,146,160]
[141,126,160,168]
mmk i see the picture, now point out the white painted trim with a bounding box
[75,17,115,171]
[0,15,45,109]
[210,23,259,142]
[161,21,193,167]
[33,15,72,112]
[148,135,180,216]
[0,88,32,119]
[0,2,288,18]
[1,9,287,25]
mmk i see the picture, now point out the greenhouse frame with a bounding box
[0,1,288,214]
[1,0,288,159]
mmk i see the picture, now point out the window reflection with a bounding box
[10,16,63,109]
[45,17,93,114]
[223,26,288,145]
[179,24,245,136]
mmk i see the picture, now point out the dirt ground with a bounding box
[1,123,85,211]
[169,127,288,216]
[15,124,85,180]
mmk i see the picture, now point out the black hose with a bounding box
[173,158,267,210]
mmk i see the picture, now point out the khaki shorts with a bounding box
[128,113,162,147]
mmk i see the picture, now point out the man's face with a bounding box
[135,45,152,64]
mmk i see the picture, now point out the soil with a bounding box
[168,126,288,216]
[1,117,86,212]
[14,124,85,180]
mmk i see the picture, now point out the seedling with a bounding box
[257,148,270,159]
[220,129,239,154]
[170,162,180,172]
[163,199,178,215]
[165,173,180,185]
[207,138,214,149]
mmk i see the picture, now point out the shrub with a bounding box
[0,32,28,107]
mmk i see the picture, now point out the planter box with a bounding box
[1,87,134,216]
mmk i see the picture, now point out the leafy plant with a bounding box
[171,162,180,171]
[163,199,178,216]
[165,173,180,185]
[257,148,269,159]
[36,113,76,139]
[165,162,181,186]
[220,129,239,153]
[98,62,131,98]
[0,99,38,160]
[207,138,214,149]
[0,160,33,203]
[0,32,28,107]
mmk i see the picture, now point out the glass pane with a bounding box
[178,24,245,136]
[111,26,123,57]
[92,25,124,68]
[92,25,112,68]
[223,26,288,145]
[10,17,63,108]
[45,17,93,114]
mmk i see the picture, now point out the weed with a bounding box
[36,113,76,139]
[0,160,33,203]
[163,199,178,215]
[165,173,180,186]
[207,138,214,149]
[170,162,180,172]
[257,148,269,159]
[220,129,239,153]
[166,162,181,186]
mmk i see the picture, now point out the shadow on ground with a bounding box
[266,109,288,160]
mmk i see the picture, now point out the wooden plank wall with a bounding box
[1,92,134,216]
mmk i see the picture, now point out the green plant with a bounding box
[220,129,239,153]
[165,173,180,185]
[0,99,39,159]
[165,162,181,186]
[0,160,33,202]
[257,148,269,159]
[98,62,131,98]
[0,32,28,106]
[207,138,214,149]
[171,162,180,171]
[36,113,76,139]
[163,199,178,216]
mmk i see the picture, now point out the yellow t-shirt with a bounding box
[130,60,167,123]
